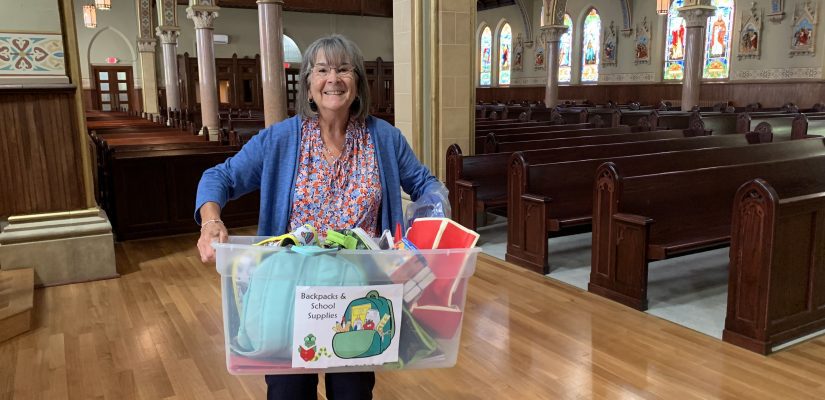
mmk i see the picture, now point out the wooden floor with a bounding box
[3,228,825,400]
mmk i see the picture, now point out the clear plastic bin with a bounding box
[214,236,480,375]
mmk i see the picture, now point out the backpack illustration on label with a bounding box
[332,290,395,359]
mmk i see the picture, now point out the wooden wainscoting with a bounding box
[477,80,825,108]
[0,85,88,219]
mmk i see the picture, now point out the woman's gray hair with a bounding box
[296,34,371,122]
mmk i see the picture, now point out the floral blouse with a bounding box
[288,116,382,238]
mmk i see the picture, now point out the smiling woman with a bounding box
[194,34,447,400]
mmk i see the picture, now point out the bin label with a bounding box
[292,284,402,368]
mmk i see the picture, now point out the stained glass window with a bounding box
[581,9,600,82]
[704,0,734,79]
[665,0,735,80]
[559,14,573,83]
[664,0,686,80]
[480,27,492,86]
[499,23,512,85]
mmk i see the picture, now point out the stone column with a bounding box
[678,3,716,111]
[156,0,181,114]
[257,0,287,126]
[156,28,181,113]
[136,0,159,115]
[186,2,220,140]
[542,25,568,108]
[137,39,159,114]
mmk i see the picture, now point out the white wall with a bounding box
[1,0,62,31]
[476,0,825,86]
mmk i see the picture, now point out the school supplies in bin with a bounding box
[406,218,480,250]
[213,234,480,375]
[404,218,479,339]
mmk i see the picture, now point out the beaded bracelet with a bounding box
[200,219,224,231]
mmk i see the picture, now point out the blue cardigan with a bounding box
[195,115,440,236]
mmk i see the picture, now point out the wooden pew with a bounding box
[733,112,825,137]
[511,138,825,273]
[618,110,654,128]
[585,108,621,128]
[492,130,691,153]
[528,108,565,123]
[86,120,162,132]
[690,112,738,135]
[651,111,691,130]
[96,141,226,211]
[557,108,588,124]
[589,151,825,311]
[505,135,755,267]
[475,121,560,136]
[475,118,520,126]
[479,122,593,136]
[107,147,259,240]
[476,123,594,153]
[448,134,745,232]
[724,178,825,354]
[482,126,633,153]
[227,118,265,145]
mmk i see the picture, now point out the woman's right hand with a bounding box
[198,220,228,263]
[197,202,227,263]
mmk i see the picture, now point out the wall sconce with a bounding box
[95,0,111,10]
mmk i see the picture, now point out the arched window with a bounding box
[664,0,686,80]
[704,0,734,79]
[498,23,512,85]
[581,8,600,82]
[559,14,573,83]
[664,0,735,80]
[283,35,302,63]
[480,26,492,86]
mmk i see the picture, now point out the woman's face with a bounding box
[308,50,359,117]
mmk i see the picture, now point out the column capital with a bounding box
[540,25,568,42]
[156,26,180,44]
[186,5,220,29]
[137,39,157,52]
[256,0,284,4]
[678,5,717,27]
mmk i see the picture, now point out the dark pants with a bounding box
[265,372,375,400]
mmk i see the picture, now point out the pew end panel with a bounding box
[737,113,753,133]
[506,152,530,261]
[746,122,774,144]
[455,179,480,232]
[506,193,552,274]
[588,212,653,311]
[724,179,825,354]
[484,133,498,154]
[591,162,622,295]
[683,118,713,137]
[446,143,463,213]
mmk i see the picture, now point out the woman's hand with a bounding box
[197,220,228,263]
[197,202,226,263]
